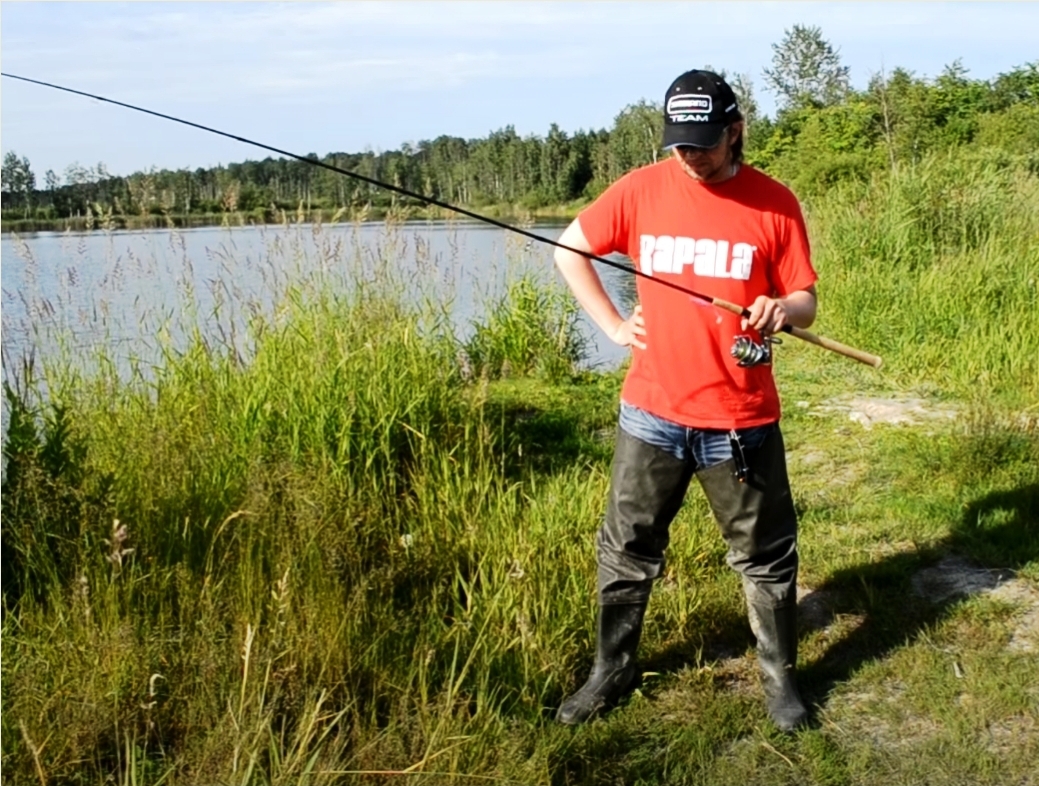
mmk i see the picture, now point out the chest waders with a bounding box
[556,424,808,732]
[556,427,693,724]
[697,426,808,731]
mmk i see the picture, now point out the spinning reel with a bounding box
[730,334,782,367]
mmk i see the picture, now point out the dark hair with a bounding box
[728,116,744,164]
[731,127,744,164]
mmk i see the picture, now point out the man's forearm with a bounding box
[553,219,625,337]
[555,253,625,336]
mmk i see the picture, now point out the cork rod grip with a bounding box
[710,297,883,369]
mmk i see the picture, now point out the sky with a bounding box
[2,1,1037,180]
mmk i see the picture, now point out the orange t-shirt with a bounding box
[579,158,818,429]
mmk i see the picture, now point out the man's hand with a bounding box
[609,304,646,349]
[742,296,789,335]
[742,287,818,334]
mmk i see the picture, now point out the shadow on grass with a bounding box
[542,485,1038,784]
[640,594,754,676]
[547,483,1038,729]
[486,388,618,479]
[501,404,603,475]
[799,482,1039,713]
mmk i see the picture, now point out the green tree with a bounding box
[2,151,36,217]
[729,72,760,137]
[974,102,1039,155]
[866,62,993,165]
[704,66,763,152]
[988,61,1039,110]
[540,123,571,204]
[930,60,990,145]
[763,24,850,109]
[608,100,663,181]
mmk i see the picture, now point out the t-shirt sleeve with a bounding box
[770,198,818,296]
[577,174,634,258]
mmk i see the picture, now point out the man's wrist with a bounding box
[607,316,625,341]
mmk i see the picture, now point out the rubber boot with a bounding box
[747,597,808,732]
[555,601,647,725]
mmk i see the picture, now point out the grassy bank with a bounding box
[2,151,1037,785]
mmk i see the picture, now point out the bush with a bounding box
[464,272,588,382]
[974,102,1039,155]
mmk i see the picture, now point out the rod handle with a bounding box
[786,325,883,368]
[711,297,883,369]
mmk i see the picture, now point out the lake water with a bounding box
[1,221,637,394]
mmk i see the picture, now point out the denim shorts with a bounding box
[618,400,776,468]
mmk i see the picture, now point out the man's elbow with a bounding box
[555,219,590,267]
[801,289,818,329]
[788,286,817,329]
[802,307,817,330]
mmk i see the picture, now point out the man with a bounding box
[553,70,818,732]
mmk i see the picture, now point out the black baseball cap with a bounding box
[662,70,742,149]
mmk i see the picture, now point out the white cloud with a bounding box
[5,2,620,105]
[3,1,1037,175]
[8,2,1034,107]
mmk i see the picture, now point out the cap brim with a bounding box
[662,123,726,150]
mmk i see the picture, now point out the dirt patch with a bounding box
[788,449,865,488]
[650,657,759,723]
[987,714,1039,756]
[795,448,829,466]
[812,396,959,429]
[821,678,945,750]
[824,680,1039,765]
[911,555,1039,654]
[911,556,1013,603]
[989,580,1039,654]
[709,655,759,697]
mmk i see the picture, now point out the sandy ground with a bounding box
[805,395,960,429]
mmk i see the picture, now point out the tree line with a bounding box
[3,26,1037,227]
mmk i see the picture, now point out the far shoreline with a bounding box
[0,203,583,235]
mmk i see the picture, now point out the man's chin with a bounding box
[683,165,714,181]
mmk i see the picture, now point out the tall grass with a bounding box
[1,221,608,784]
[805,149,1039,407]
[2,150,1037,785]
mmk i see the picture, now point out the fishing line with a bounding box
[1,71,882,367]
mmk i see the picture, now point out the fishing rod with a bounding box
[2,71,882,368]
